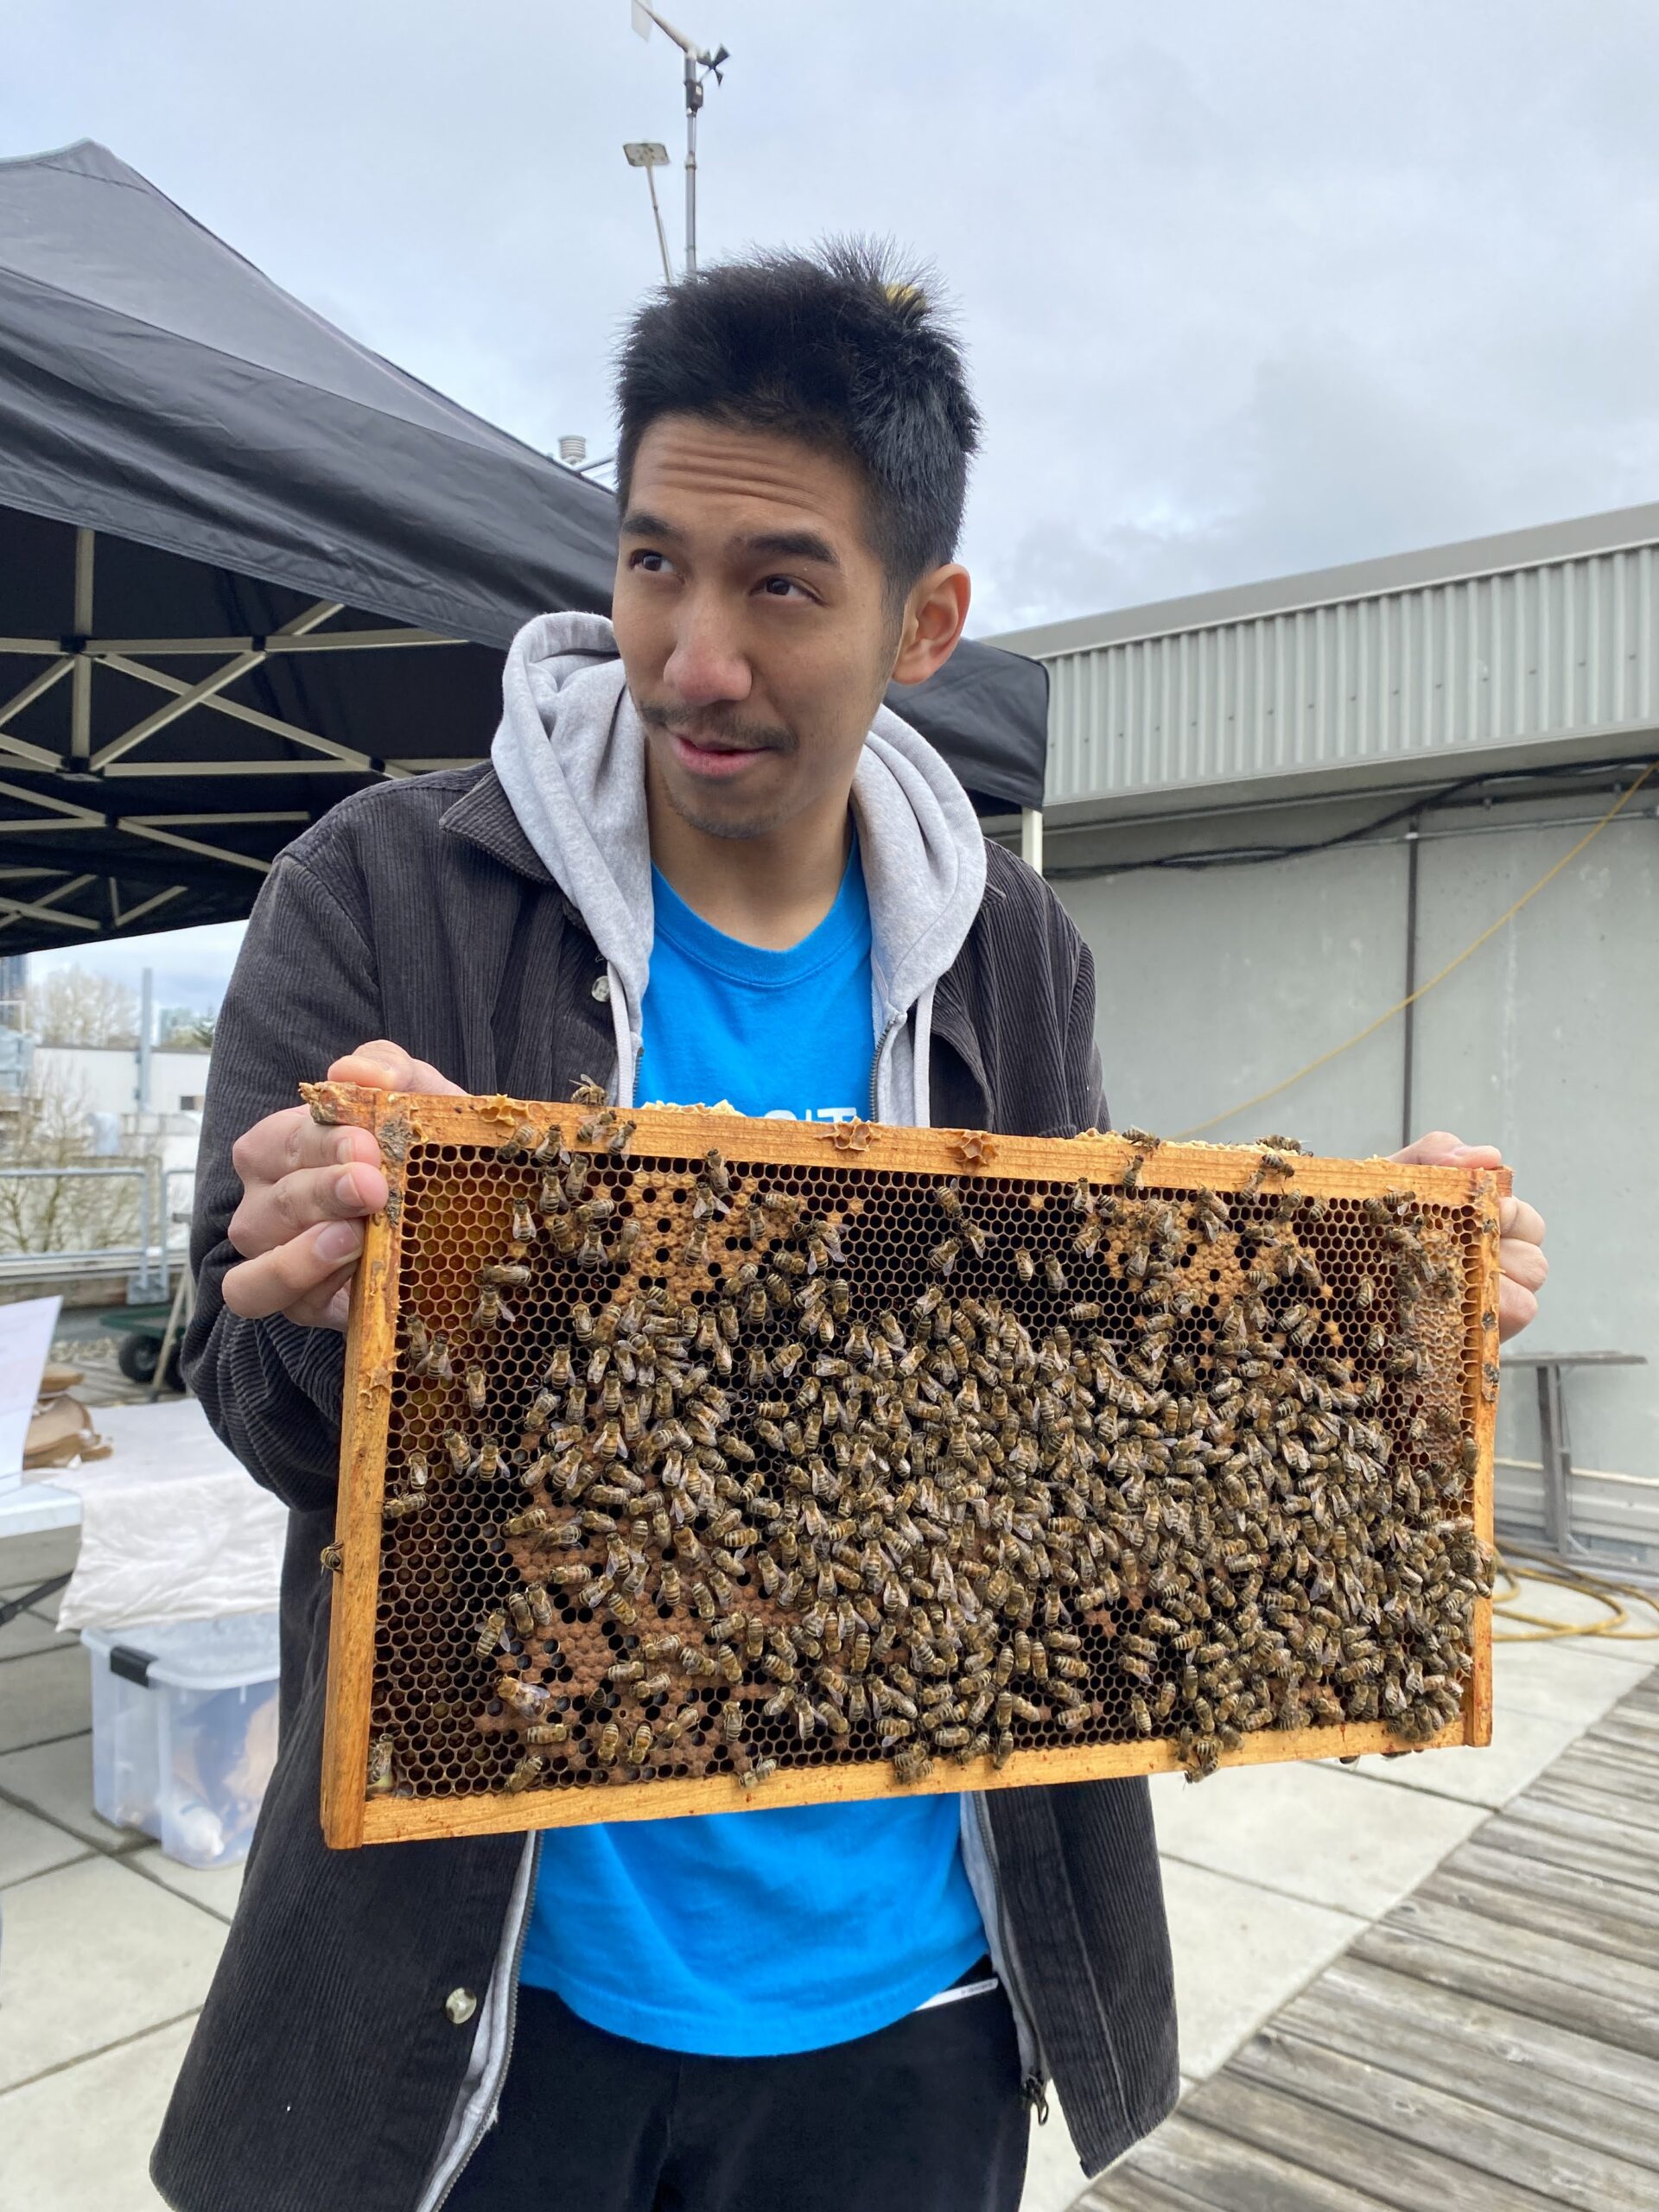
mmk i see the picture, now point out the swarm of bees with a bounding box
[362,1109,1491,1807]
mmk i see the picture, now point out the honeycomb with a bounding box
[315,1088,1500,1843]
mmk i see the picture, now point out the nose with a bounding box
[662,594,753,709]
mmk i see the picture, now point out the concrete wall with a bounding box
[1051,795,1659,1514]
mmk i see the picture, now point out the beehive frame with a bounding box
[315,1084,1503,1848]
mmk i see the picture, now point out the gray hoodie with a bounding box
[489,612,988,1127]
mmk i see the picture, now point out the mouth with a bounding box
[667,729,772,781]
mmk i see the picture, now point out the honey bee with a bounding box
[474,1608,506,1659]
[892,1747,933,1784]
[443,1429,471,1475]
[471,1287,514,1331]
[739,1757,779,1793]
[929,1238,960,1277]
[594,1721,622,1766]
[524,1720,569,1746]
[627,1725,654,1767]
[703,1148,732,1198]
[495,1121,540,1162]
[366,1733,396,1795]
[480,1262,531,1288]
[411,1330,454,1385]
[1045,1256,1067,1295]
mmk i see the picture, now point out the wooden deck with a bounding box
[1084,1669,1659,2212]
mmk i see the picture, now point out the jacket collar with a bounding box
[439,765,553,887]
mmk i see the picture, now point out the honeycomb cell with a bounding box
[353,1113,1492,1813]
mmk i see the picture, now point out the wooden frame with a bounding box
[315,1084,1505,1849]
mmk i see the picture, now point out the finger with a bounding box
[1389,1131,1463,1164]
[1497,1278,1539,1342]
[222,1217,365,1319]
[228,1160,388,1260]
[1499,1195,1546,1245]
[1498,1236,1548,1294]
[233,1105,383,1192]
[327,1039,466,1096]
[283,1265,359,1333]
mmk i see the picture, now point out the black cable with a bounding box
[1042,753,1659,881]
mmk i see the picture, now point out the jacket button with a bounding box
[590,974,611,1003]
[444,1988,477,2024]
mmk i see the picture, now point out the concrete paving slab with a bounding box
[1493,1636,1657,1727]
[1329,1699,1587,1809]
[0,1856,226,2089]
[1150,1761,1487,1919]
[0,1729,141,1849]
[0,1598,81,1665]
[0,1795,89,1887]
[0,1643,90,1753]
[0,1524,79,1587]
[0,2012,194,2212]
[1158,1859,1362,2081]
[129,1840,245,1923]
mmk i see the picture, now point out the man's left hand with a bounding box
[1390,1131,1547,1343]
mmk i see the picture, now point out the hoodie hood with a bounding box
[489,613,988,1123]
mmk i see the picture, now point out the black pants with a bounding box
[447,1961,1030,2212]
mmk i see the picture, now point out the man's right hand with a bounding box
[222,1041,465,1332]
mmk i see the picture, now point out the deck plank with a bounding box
[1378,1889,1659,2005]
[1349,1918,1659,2056]
[1181,2070,1567,2212]
[1479,1802,1659,1891]
[1088,2110,1405,2212]
[1523,1772,1659,1840]
[1229,2023,1659,2209]
[1416,1857,1659,1961]
[1288,1955,1659,2122]
[1443,1834,1659,1936]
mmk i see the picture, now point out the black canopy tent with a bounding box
[0,140,1047,957]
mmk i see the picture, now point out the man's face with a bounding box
[613,416,924,842]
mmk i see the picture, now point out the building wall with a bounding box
[32,1046,210,1119]
[1052,803,1659,1497]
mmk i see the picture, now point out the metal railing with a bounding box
[0,1161,195,1298]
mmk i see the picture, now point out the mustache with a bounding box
[638,700,797,755]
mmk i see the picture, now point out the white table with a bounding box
[0,1398,285,1630]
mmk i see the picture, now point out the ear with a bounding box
[889,564,971,686]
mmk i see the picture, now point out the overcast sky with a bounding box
[9,0,1659,998]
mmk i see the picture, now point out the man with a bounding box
[157,243,1548,2212]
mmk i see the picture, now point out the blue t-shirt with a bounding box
[518,843,988,2055]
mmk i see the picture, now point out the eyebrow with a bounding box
[620,509,842,571]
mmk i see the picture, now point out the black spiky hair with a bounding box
[613,238,980,598]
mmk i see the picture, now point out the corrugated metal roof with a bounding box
[983,500,1659,817]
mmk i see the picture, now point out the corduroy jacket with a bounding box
[156,764,1179,2212]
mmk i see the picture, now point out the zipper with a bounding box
[973,1793,1051,2121]
[428,1834,542,2210]
[869,1015,900,1118]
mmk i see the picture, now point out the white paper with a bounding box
[0,1294,62,1492]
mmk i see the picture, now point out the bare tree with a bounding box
[0,1068,144,1257]
[29,969,141,1048]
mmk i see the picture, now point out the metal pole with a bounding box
[1399,818,1420,1151]
[645,165,673,284]
[1020,808,1045,877]
[137,966,153,1112]
[683,49,701,274]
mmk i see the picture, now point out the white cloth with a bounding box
[50,1399,286,1632]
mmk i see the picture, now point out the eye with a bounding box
[759,575,813,600]
[627,550,675,575]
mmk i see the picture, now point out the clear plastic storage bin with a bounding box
[82,1611,281,1868]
